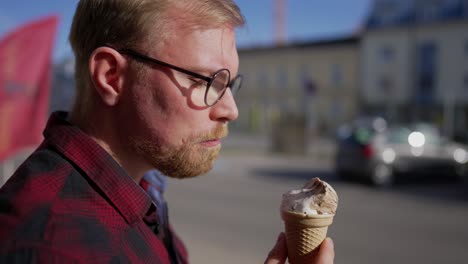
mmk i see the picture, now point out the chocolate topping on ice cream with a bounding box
[281,178,338,216]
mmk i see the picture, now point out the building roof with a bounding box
[238,35,360,54]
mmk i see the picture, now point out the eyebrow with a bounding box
[183,65,219,78]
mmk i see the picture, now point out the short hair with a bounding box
[69,0,245,119]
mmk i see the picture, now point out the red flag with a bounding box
[0,16,58,161]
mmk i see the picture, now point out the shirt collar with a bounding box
[43,111,153,224]
[140,170,167,226]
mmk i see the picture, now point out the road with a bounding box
[165,148,468,264]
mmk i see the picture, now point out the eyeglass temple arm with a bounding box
[118,48,212,82]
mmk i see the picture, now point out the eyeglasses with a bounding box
[112,47,242,107]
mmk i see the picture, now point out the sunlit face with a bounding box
[118,24,239,179]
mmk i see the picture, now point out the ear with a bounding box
[89,47,127,106]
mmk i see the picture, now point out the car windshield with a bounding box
[411,124,440,144]
[386,127,411,143]
[338,117,387,145]
[385,124,441,145]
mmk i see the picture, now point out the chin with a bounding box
[135,135,222,179]
[164,162,214,179]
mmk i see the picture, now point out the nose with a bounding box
[209,88,239,122]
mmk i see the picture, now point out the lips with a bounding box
[200,138,221,147]
[196,126,228,146]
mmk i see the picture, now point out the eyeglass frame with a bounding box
[105,46,242,107]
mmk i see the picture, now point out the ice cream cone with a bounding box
[281,210,334,264]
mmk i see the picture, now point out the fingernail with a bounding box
[327,238,334,249]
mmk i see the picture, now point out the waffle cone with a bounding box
[281,211,334,264]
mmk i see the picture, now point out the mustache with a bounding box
[196,125,229,142]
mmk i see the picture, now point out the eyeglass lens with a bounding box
[230,75,242,96]
[205,69,230,106]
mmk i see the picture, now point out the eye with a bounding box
[188,78,207,88]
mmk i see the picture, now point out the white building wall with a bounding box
[238,40,359,135]
[412,22,468,104]
[362,28,413,105]
[362,21,468,106]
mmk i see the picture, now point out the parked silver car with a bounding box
[335,120,468,187]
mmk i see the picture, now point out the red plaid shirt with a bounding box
[0,112,188,264]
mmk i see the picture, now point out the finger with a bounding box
[264,233,288,264]
[314,237,335,264]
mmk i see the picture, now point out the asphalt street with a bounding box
[165,145,468,264]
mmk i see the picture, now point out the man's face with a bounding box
[119,24,239,179]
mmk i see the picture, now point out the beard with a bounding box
[130,125,228,179]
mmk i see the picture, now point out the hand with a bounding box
[264,233,335,264]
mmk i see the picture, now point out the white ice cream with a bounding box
[280,178,338,216]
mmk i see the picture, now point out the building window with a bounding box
[299,65,316,96]
[416,42,438,104]
[378,76,394,95]
[330,64,343,87]
[379,45,395,63]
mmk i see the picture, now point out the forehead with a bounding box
[156,25,239,75]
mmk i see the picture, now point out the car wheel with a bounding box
[370,163,394,187]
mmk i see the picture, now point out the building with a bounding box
[362,0,468,141]
[236,36,360,138]
[50,57,75,113]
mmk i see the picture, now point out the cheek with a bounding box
[130,72,175,123]
[116,76,165,141]
[122,73,211,146]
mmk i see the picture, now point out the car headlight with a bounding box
[453,148,468,164]
[382,148,396,164]
[408,132,425,147]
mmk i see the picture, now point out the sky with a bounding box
[0,0,372,62]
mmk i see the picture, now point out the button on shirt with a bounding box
[0,111,188,263]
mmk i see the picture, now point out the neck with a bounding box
[69,107,151,183]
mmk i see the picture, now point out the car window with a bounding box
[343,127,375,145]
[411,124,441,145]
[386,127,411,144]
[385,125,441,145]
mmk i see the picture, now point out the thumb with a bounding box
[314,237,335,264]
[264,233,288,264]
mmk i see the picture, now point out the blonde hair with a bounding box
[69,0,245,119]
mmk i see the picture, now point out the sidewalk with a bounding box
[223,132,336,161]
